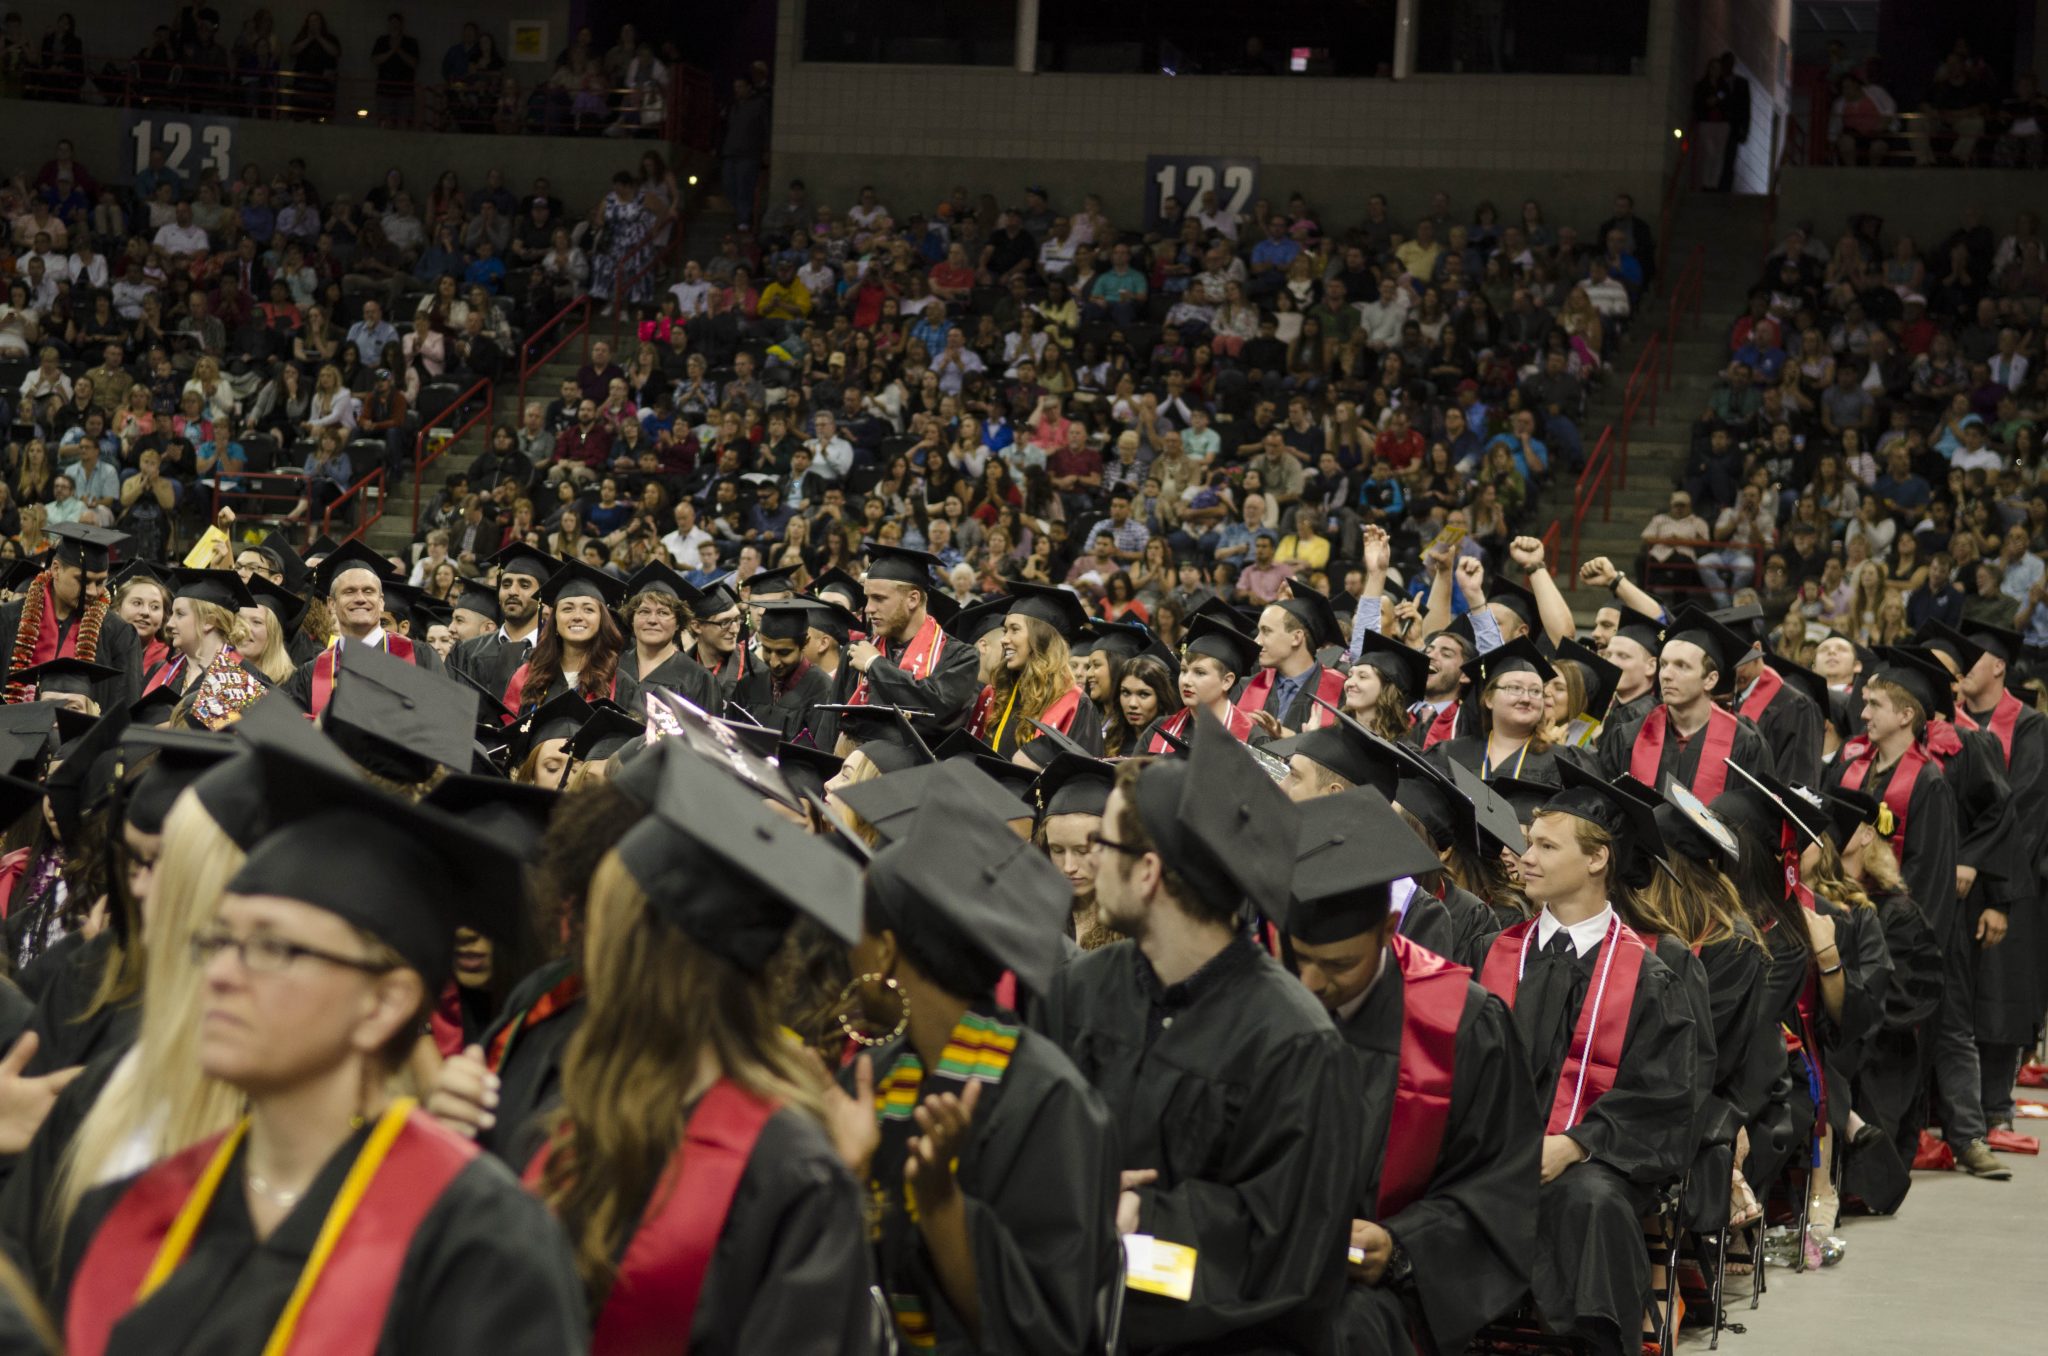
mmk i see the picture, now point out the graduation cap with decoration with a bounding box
[1129,707,1301,923]
[47,522,129,572]
[1652,778,1742,867]
[1349,630,1428,703]
[1283,785,1446,941]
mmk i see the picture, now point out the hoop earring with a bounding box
[835,972,909,1049]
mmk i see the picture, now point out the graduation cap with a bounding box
[933,729,1041,803]
[121,728,237,833]
[448,662,514,729]
[1130,708,1301,922]
[689,576,744,620]
[811,567,865,611]
[505,689,593,769]
[742,563,801,599]
[449,582,501,626]
[47,522,129,571]
[942,596,1008,645]
[1868,645,1955,722]
[1284,786,1445,942]
[1002,580,1090,640]
[1658,605,1751,694]
[1034,750,1116,820]
[795,594,863,645]
[260,531,312,593]
[614,746,862,972]
[45,704,131,846]
[303,534,341,561]
[168,567,257,613]
[1762,651,1829,714]
[1485,576,1541,632]
[538,559,627,610]
[564,701,645,763]
[816,703,934,773]
[244,574,309,633]
[621,561,695,604]
[1273,579,1342,650]
[1912,620,1982,677]
[1609,609,1665,660]
[323,640,479,780]
[865,782,1073,994]
[1350,630,1427,702]
[1552,637,1621,719]
[1711,760,1825,888]
[1461,634,1556,691]
[0,557,44,595]
[1653,779,1742,866]
[110,558,168,592]
[227,742,521,984]
[1083,616,1152,661]
[1960,618,2025,667]
[864,542,945,588]
[1820,786,1888,850]
[1182,613,1259,679]
[774,740,843,803]
[420,774,560,864]
[1543,762,1663,888]
[754,599,817,642]
[1446,759,1536,853]
[1271,704,1404,799]
[0,703,56,779]
[311,539,399,596]
[923,589,962,627]
[839,758,1034,843]
[483,542,559,584]
[12,656,122,698]
[1707,600,1767,641]
[380,579,434,630]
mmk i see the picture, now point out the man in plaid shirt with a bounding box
[1082,485,1151,565]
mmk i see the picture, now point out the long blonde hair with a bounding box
[988,615,1074,745]
[52,791,245,1236]
[1804,835,1874,911]
[538,852,826,1310]
[1635,852,1744,946]
[243,602,296,683]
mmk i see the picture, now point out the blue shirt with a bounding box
[464,256,507,294]
[1089,267,1148,302]
[1251,237,1301,272]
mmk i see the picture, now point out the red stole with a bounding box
[1242,664,1347,730]
[503,662,617,719]
[1422,700,1462,749]
[1479,915,1647,1135]
[1738,664,1784,723]
[25,577,68,669]
[963,685,995,741]
[1145,702,1254,752]
[142,637,169,679]
[487,970,585,1072]
[1377,935,1467,1218]
[66,1110,475,1356]
[851,614,945,705]
[309,633,419,716]
[525,1080,777,1356]
[1037,686,1083,736]
[431,982,466,1057]
[1627,704,1737,800]
[141,654,186,697]
[1971,692,2024,764]
[1837,737,1931,857]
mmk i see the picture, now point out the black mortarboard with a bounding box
[323,640,479,778]
[1034,750,1115,819]
[110,558,167,592]
[311,539,399,596]
[1016,717,1090,772]
[1058,628,1094,663]
[303,535,341,561]
[1271,706,1403,798]
[450,582,500,625]
[420,774,560,864]
[45,705,131,846]
[1762,651,1829,714]
[1486,577,1542,631]
[817,703,934,773]
[121,728,236,833]
[1284,786,1445,942]
[1084,616,1152,660]
[1131,708,1300,920]
[0,558,45,594]
[615,747,862,971]
[864,542,945,588]
[1447,759,1537,851]
[505,689,593,769]
[381,579,433,629]
[1002,580,1090,640]
[774,740,843,803]
[754,600,816,641]
[796,594,863,645]
[0,703,56,778]
[1462,635,1556,690]
[621,562,694,604]
[1350,630,1427,701]
[1869,645,1955,722]
[227,743,518,984]
[260,531,312,593]
[245,574,310,633]
[933,729,1041,804]
[1484,771,1562,826]
[1708,600,1767,640]
[1820,786,1885,849]
[865,785,1072,993]
[1653,779,1742,866]
[1610,610,1665,660]
[484,542,559,583]
[168,567,257,612]
[839,758,1033,842]
[12,656,122,696]
[1544,762,1661,888]
[811,567,865,610]
[1913,620,1983,676]
[742,564,801,598]
[538,559,626,609]
[446,663,513,729]
[1659,605,1750,693]
[689,576,743,619]
[1961,618,2025,666]
[1274,579,1342,649]
[411,597,454,632]
[922,589,961,627]
[564,701,645,763]
[1714,759,1824,856]
[942,595,1008,644]
[1553,637,1621,718]
[47,522,128,571]
[1183,613,1259,678]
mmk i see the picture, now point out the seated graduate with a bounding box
[1543,637,1622,751]
[1032,751,1126,950]
[681,576,772,718]
[1243,579,1348,738]
[139,570,269,730]
[799,592,876,754]
[505,561,641,714]
[533,746,880,1355]
[614,562,721,712]
[1,523,143,713]
[1139,613,1260,750]
[1039,713,1361,1356]
[1475,776,1701,1356]
[1594,605,1775,794]
[848,544,986,742]
[53,741,587,1356]
[1281,784,1540,1356]
[968,581,1104,760]
[1432,636,1579,786]
[1341,631,1428,742]
[834,778,1119,1354]
[281,541,444,714]
[751,600,835,742]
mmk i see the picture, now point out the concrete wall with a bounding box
[767,0,1681,234]
[1774,167,2047,247]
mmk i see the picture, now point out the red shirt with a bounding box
[554,422,613,469]
[1375,427,1425,471]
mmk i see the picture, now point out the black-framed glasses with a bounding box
[190,929,393,976]
[1087,831,1148,858]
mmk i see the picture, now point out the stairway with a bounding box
[1553,190,1775,618]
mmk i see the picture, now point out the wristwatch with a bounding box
[1384,1240,1413,1285]
[1608,571,1626,597]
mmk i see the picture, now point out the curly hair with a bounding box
[988,614,1076,748]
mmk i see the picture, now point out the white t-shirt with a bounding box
[152,222,210,256]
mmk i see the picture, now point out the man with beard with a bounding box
[792,592,864,751]
[447,544,554,696]
[0,523,141,711]
[848,544,983,742]
[1595,605,1776,794]
[1409,625,1478,749]
[1034,750,1123,950]
[282,541,444,714]
[447,581,501,647]
[752,600,834,740]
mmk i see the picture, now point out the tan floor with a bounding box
[1679,1116,2045,1352]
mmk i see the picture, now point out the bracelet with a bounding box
[1607,574,1625,596]
[1818,942,1838,954]
[1818,963,1844,977]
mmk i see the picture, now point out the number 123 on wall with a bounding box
[1144,155,1258,229]
[125,114,234,180]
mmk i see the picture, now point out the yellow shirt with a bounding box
[1276,534,1331,572]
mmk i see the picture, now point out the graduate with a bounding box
[143,571,270,731]
[1724,609,1827,790]
[1281,785,1539,1356]
[1385,755,1516,968]
[1409,624,1479,750]
[748,601,835,740]
[1243,580,1347,737]
[52,742,588,1356]
[1040,714,1361,1355]
[971,581,1103,759]
[1594,605,1776,795]
[1600,611,1663,730]
[1432,636,1580,786]
[799,593,870,754]
[841,787,1120,1354]
[1476,776,1701,1356]
[1342,630,1428,741]
[847,544,984,741]
[1140,613,1258,751]
[1,524,142,713]
[504,562,639,713]
[533,747,879,1354]
[683,576,771,718]
[615,562,721,711]
[446,545,555,698]
[1033,751,1124,950]
[280,542,444,715]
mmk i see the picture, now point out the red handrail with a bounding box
[409,378,493,531]
[324,465,385,543]
[209,470,310,527]
[517,293,593,419]
[1568,428,1616,574]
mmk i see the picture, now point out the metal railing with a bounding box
[209,469,309,527]
[517,293,594,417]
[409,377,493,531]
[324,465,384,542]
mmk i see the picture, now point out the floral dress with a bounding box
[591,190,657,305]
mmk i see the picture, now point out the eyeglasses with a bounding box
[703,613,744,631]
[1496,684,1547,700]
[190,929,392,976]
[1087,831,1148,858]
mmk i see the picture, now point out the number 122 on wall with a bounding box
[1144,155,1258,229]
[128,116,234,179]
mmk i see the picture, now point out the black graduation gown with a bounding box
[510,668,642,718]
[1040,937,1360,1356]
[0,978,30,1056]
[806,662,858,751]
[1398,887,1499,972]
[678,1107,883,1356]
[54,1122,589,1356]
[1593,705,1777,787]
[697,643,772,721]
[1335,964,1539,1356]
[1606,690,1654,730]
[856,626,984,741]
[857,1026,1119,1355]
[1748,684,1824,791]
[1816,897,1893,1140]
[756,663,835,741]
[0,1277,49,1354]
[1258,664,1341,733]
[0,1039,125,1296]
[625,648,721,713]
[1504,929,1699,1345]
[1966,703,2048,1044]
[0,594,143,714]
[1430,736,1576,787]
[1438,884,1504,971]
[1823,753,1959,940]
[279,633,446,708]
[22,933,137,1077]
[989,691,1105,760]
[475,957,584,1171]
[447,630,535,698]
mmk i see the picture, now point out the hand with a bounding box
[847,639,881,673]
[1361,526,1391,577]
[1540,1133,1587,1183]
[1347,1219,1395,1284]
[1956,864,1979,899]
[1508,536,1547,572]
[1803,907,1837,958]
[1249,709,1285,739]
[1454,555,1486,601]
[1391,599,1420,634]
[425,1044,499,1139]
[1977,907,2009,948]
[819,1052,881,1177]
[0,1032,83,1154]
[904,1079,982,1210]
[1117,1169,1158,1235]
[1579,556,1618,589]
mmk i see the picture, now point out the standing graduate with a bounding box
[505,562,640,713]
[1595,605,1776,794]
[1281,784,1540,1356]
[280,541,444,714]
[53,743,588,1356]
[840,784,1119,1354]
[446,545,555,698]
[1476,777,1701,1356]
[752,601,836,741]
[847,544,984,742]
[1726,627,1827,792]
[1433,636,1579,786]
[0,524,142,714]
[533,747,880,1355]
[615,562,721,711]
[1140,614,1259,750]
[971,581,1103,759]
[1243,580,1348,737]
[1040,713,1361,1355]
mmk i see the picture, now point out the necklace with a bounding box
[245,1170,304,1207]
